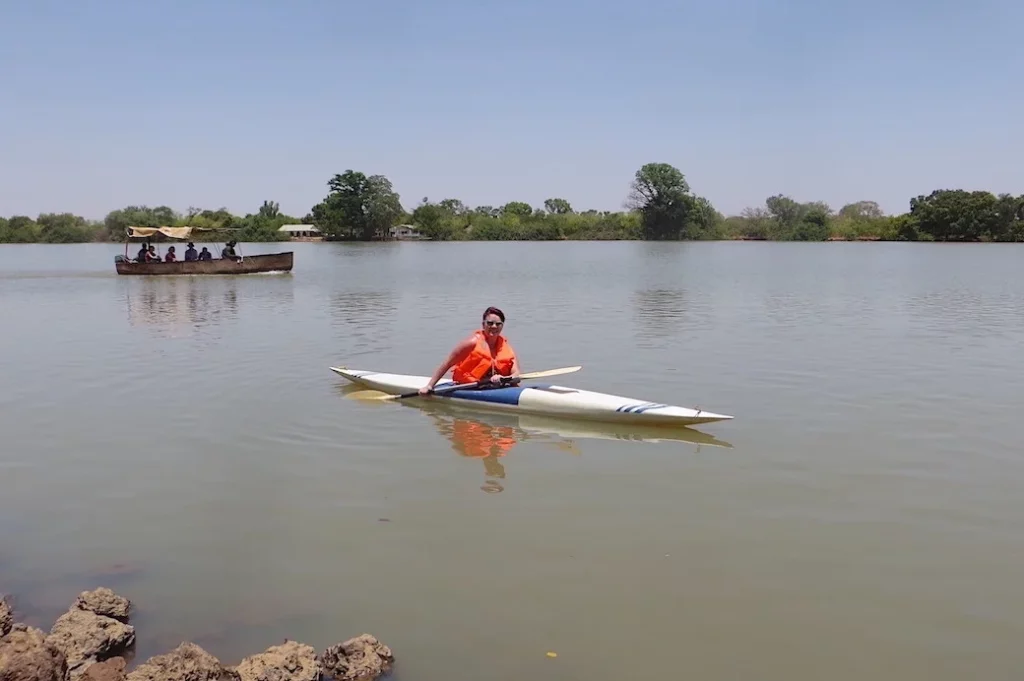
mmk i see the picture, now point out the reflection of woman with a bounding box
[430,414,522,493]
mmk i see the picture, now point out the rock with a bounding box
[80,657,127,681]
[48,609,135,679]
[320,635,393,681]
[0,623,68,681]
[74,590,131,623]
[1,596,12,637]
[233,640,320,681]
[125,642,227,681]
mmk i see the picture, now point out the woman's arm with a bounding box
[421,337,476,393]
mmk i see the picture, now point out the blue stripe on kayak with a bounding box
[446,387,524,405]
[444,384,553,405]
[616,402,668,414]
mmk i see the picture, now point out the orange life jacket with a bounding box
[451,330,516,384]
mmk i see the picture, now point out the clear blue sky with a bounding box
[1,0,1020,220]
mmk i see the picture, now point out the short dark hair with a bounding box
[482,306,505,322]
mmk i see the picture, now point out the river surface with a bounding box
[2,241,1023,680]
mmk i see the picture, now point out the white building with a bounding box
[278,224,322,240]
[389,224,425,240]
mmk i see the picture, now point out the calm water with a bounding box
[2,241,1024,680]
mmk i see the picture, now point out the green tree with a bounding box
[627,162,695,240]
[104,205,179,241]
[838,200,884,220]
[909,189,1003,241]
[831,201,891,240]
[411,198,462,241]
[992,193,1024,241]
[544,198,573,214]
[310,170,404,240]
[761,195,832,241]
[438,198,467,215]
[0,216,40,243]
[687,196,723,239]
[185,207,238,232]
[36,213,97,243]
[258,200,281,220]
[232,199,298,242]
[473,205,500,218]
[500,201,533,218]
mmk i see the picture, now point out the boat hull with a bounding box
[330,367,733,426]
[115,252,293,275]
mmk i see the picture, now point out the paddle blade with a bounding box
[346,389,396,401]
[519,365,581,380]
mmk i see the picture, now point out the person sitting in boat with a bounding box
[145,245,160,262]
[184,242,198,261]
[164,246,177,262]
[198,247,212,261]
[221,241,241,261]
[136,242,149,262]
[419,306,521,395]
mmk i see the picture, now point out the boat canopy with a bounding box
[126,225,204,239]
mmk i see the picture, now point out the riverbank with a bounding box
[5,185,1023,244]
[0,588,394,681]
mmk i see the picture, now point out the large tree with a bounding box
[908,189,1023,241]
[626,162,697,240]
[310,170,404,240]
[411,197,464,240]
[500,201,533,218]
[544,198,573,214]
[763,194,832,241]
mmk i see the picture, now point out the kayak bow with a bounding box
[329,366,732,426]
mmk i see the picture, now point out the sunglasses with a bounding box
[483,320,503,327]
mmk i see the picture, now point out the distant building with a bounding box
[389,224,426,240]
[278,224,322,240]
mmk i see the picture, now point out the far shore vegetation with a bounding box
[2,163,1022,244]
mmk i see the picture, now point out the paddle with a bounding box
[374,365,582,401]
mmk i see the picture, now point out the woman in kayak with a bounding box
[419,306,521,395]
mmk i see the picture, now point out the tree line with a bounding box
[2,163,1022,243]
[0,200,299,245]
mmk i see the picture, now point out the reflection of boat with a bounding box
[123,277,240,331]
[338,386,731,494]
[402,398,732,449]
[330,367,733,426]
[114,226,293,275]
[337,383,731,450]
[516,413,732,448]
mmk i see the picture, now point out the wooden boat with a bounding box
[115,251,293,275]
[114,225,294,275]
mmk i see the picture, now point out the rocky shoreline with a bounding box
[0,588,394,681]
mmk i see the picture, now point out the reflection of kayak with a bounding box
[329,367,733,426]
[402,398,733,449]
[516,413,733,448]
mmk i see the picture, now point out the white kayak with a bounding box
[329,367,733,427]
